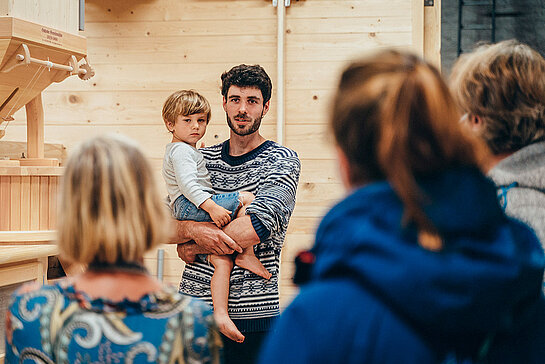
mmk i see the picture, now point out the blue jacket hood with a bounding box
[312,168,545,349]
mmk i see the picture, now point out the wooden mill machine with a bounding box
[0,2,92,361]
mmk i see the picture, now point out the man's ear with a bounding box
[262,100,270,116]
[222,97,227,112]
[336,146,353,190]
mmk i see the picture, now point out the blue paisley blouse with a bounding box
[5,281,222,363]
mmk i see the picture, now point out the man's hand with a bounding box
[192,222,242,254]
[173,220,243,256]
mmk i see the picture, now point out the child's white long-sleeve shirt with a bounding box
[162,142,215,208]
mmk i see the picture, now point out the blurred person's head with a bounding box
[58,134,170,265]
[450,40,545,155]
[331,49,488,250]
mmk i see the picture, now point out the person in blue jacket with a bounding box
[259,50,545,364]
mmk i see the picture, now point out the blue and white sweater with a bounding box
[179,140,300,333]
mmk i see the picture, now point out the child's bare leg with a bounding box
[209,254,245,343]
[234,247,272,280]
[232,192,271,279]
[235,191,255,218]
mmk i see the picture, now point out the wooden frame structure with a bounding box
[0,5,89,361]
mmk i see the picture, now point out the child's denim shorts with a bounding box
[172,192,240,222]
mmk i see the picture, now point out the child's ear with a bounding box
[166,121,174,132]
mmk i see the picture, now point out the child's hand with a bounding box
[209,205,232,227]
[201,199,232,227]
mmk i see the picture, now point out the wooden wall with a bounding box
[0,0,80,34]
[0,0,439,305]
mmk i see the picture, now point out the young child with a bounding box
[161,90,271,343]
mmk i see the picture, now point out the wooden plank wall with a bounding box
[281,0,423,303]
[0,0,437,304]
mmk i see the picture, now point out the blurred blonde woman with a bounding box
[259,50,545,363]
[5,135,222,363]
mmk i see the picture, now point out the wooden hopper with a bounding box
[0,9,91,325]
[0,16,92,166]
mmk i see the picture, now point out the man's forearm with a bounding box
[172,219,242,256]
[222,215,260,249]
[170,219,197,244]
[180,242,210,256]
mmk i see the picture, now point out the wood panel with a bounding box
[0,176,9,230]
[0,175,59,231]
[0,230,55,243]
[29,176,40,230]
[9,176,20,230]
[44,62,277,92]
[86,35,277,65]
[0,261,39,286]
[84,19,276,38]
[0,0,80,34]
[287,0,412,18]
[48,177,58,229]
[81,32,414,66]
[20,176,30,229]
[424,0,442,68]
[85,0,276,22]
[39,177,49,229]
[0,141,66,162]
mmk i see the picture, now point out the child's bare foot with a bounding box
[214,312,245,343]
[235,253,272,280]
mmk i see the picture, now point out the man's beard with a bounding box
[226,112,263,136]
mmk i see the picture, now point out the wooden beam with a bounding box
[412,0,425,55]
[0,230,56,243]
[25,93,44,159]
[424,0,441,69]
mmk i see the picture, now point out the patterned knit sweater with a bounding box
[179,140,300,333]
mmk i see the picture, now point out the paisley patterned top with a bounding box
[4,281,222,363]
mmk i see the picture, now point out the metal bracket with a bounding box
[424,0,434,6]
[272,0,291,7]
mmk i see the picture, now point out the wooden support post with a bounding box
[22,93,58,166]
[424,0,442,69]
[25,93,44,159]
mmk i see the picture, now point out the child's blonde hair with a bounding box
[162,90,212,130]
[57,134,171,265]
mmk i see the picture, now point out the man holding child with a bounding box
[173,64,300,364]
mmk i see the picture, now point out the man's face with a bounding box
[223,85,270,136]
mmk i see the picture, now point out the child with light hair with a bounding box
[162,90,271,343]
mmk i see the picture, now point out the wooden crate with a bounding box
[0,167,61,232]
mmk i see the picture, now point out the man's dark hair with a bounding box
[221,64,273,103]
